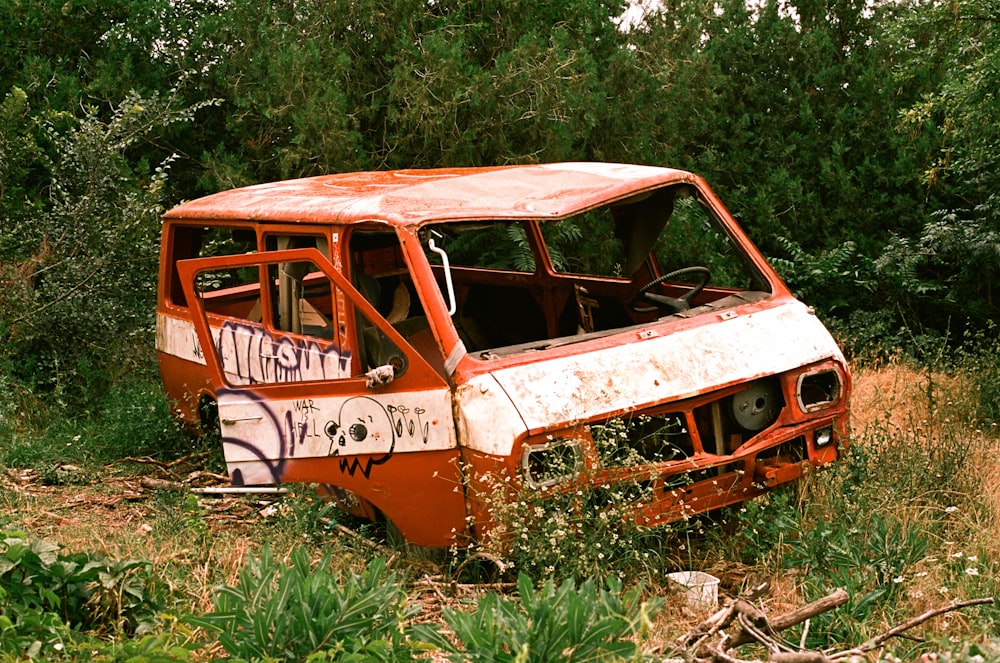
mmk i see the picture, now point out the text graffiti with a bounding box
[219,391,438,485]
[213,320,351,384]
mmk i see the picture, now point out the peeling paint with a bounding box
[157,162,852,547]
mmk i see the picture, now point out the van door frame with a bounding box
[176,247,468,547]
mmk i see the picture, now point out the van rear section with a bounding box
[156,162,851,547]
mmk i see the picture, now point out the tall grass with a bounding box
[698,359,1000,654]
[2,342,1000,659]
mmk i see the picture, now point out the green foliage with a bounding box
[0,531,164,659]
[873,209,1000,330]
[0,87,216,412]
[785,509,930,644]
[418,573,661,663]
[769,237,866,317]
[0,372,204,474]
[190,548,420,662]
[955,325,1000,426]
[475,419,684,584]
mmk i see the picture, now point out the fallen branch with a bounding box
[725,588,849,649]
[668,589,992,663]
[831,597,995,659]
[139,476,186,492]
[122,451,210,471]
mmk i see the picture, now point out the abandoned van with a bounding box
[156,162,851,547]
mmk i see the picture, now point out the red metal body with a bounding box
[156,163,852,547]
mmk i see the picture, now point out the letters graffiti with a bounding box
[214,320,351,384]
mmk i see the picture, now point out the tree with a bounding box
[883,0,1000,325]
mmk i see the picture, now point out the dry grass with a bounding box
[2,360,999,656]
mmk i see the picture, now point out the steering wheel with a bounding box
[628,266,712,314]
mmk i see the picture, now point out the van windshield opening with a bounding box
[421,184,771,357]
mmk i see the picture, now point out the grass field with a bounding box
[1,359,998,660]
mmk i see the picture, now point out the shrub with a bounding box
[190,547,420,662]
[0,86,217,414]
[0,531,164,659]
[418,573,661,663]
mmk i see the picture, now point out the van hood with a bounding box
[456,300,844,456]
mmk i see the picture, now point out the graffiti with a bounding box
[387,405,429,443]
[324,397,430,478]
[219,389,290,486]
[219,391,437,485]
[214,320,351,384]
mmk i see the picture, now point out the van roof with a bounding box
[163,162,696,226]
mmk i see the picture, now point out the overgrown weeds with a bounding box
[2,344,1000,660]
[469,416,691,584]
[699,355,1000,652]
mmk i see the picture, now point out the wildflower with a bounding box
[965,567,980,576]
[945,506,958,513]
[893,576,905,584]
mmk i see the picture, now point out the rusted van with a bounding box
[156,162,850,547]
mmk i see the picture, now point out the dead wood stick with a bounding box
[123,456,171,470]
[122,451,210,471]
[417,575,450,604]
[847,597,995,656]
[185,470,231,484]
[415,577,519,593]
[771,589,850,632]
[770,652,829,663]
[332,523,386,551]
[139,476,186,492]
[726,589,849,649]
[452,551,508,578]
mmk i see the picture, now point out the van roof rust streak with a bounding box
[164,162,695,226]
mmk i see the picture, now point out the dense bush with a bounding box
[0,86,216,412]
[190,548,421,662]
[0,531,165,659]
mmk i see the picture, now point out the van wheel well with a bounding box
[197,395,220,437]
[381,513,448,563]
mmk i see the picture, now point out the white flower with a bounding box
[945,506,958,513]
[893,576,905,584]
[965,567,980,576]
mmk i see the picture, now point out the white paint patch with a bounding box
[459,301,843,456]
[156,314,206,365]
[219,388,456,484]
[156,313,351,384]
[454,374,529,457]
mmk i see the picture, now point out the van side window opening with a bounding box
[168,225,258,308]
[180,230,357,386]
[348,230,437,376]
[262,234,333,337]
